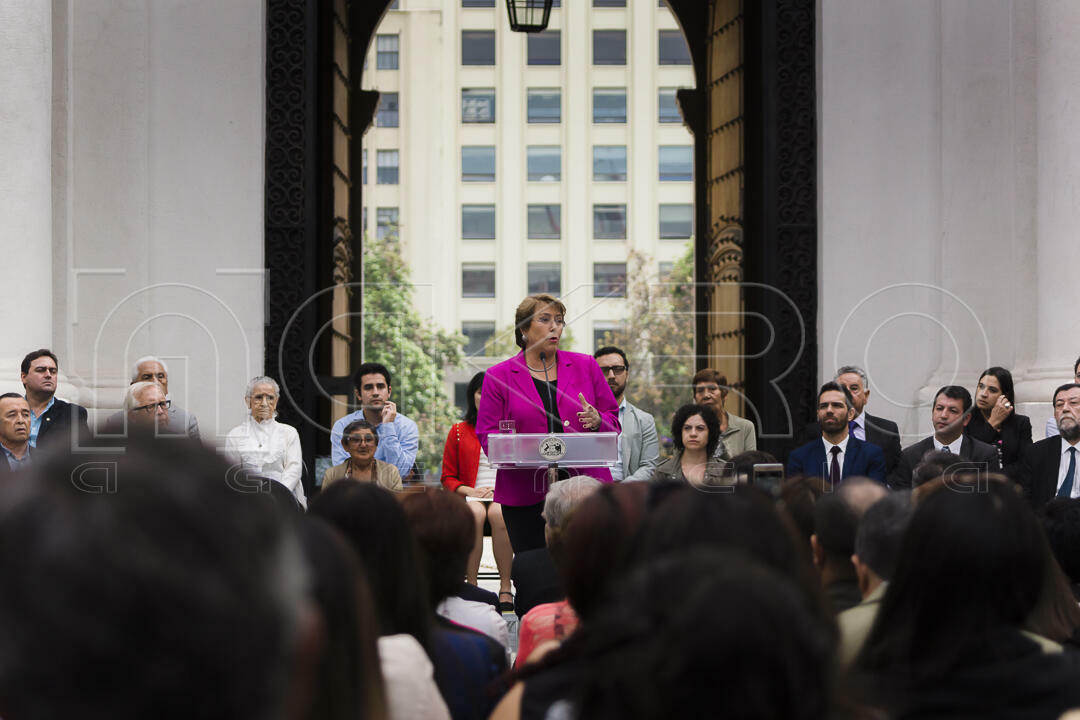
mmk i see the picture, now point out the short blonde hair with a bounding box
[514,294,567,350]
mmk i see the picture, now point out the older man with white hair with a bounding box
[224,376,306,509]
[101,356,200,438]
[123,382,171,433]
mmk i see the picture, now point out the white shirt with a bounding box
[850,410,866,441]
[224,417,306,508]
[378,634,451,720]
[1056,438,1080,499]
[436,595,511,665]
[934,435,963,455]
[821,434,851,478]
[611,400,626,482]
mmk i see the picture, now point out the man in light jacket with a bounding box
[594,346,659,482]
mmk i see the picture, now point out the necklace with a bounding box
[526,356,555,373]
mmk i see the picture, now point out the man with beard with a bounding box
[1018,383,1080,508]
[887,385,999,490]
[594,346,658,482]
[787,382,887,485]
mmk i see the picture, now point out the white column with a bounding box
[1015,0,1080,417]
[0,1,52,392]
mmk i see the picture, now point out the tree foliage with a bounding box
[362,233,464,478]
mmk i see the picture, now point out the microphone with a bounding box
[540,351,558,433]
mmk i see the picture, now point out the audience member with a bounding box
[324,419,403,492]
[0,393,33,474]
[1017,383,1080,509]
[787,382,887,485]
[691,368,757,459]
[802,366,902,475]
[0,437,318,720]
[887,385,1000,489]
[720,449,780,484]
[1038,497,1080,600]
[777,474,829,557]
[100,356,200,437]
[20,348,89,449]
[441,371,513,609]
[330,362,419,478]
[851,481,1080,718]
[652,403,729,486]
[837,492,913,666]
[594,346,660,482]
[512,476,600,619]
[909,449,956,488]
[811,478,888,614]
[965,366,1032,471]
[1046,356,1080,437]
[225,376,307,509]
[123,380,171,433]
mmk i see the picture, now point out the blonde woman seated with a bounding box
[652,404,729,487]
[323,419,403,491]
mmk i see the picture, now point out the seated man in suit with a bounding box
[1018,383,1080,509]
[20,348,89,450]
[100,356,200,438]
[0,393,33,475]
[594,346,660,482]
[888,385,1000,489]
[787,382,887,485]
[802,365,902,475]
[1045,357,1080,438]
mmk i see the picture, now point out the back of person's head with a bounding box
[543,475,602,553]
[574,550,833,720]
[308,481,431,647]
[297,518,387,720]
[558,482,650,621]
[911,450,957,488]
[722,450,780,484]
[0,438,309,720]
[812,479,887,572]
[778,474,828,550]
[401,491,475,606]
[856,481,1045,679]
[854,493,914,582]
[1038,498,1080,586]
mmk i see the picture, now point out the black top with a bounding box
[532,378,561,434]
[965,410,1033,471]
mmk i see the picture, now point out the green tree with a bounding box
[362,232,464,478]
[597,243,695,456]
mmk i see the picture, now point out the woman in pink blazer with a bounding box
[476,294,620,553]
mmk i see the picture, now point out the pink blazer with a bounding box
[476,351,621,506]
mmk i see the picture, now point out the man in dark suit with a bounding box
[1017,383,1080,509]
[787,382,888,485]
[888,385,1000,489]
[801,366,902,475]
[21,349,89,450]
[0,393,33,476]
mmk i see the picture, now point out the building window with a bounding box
[659,204,693,238]
[376,92,399,127]
[527,204,561,239]
[659,30,691,65]
[658,145,692,181]
[594,0,626,5]
[462,88,495,123]
[527,146,561,181]
[462,204,496,239]
[593,88,627,123]
[462,321,496,355]
[376,35,399,70]
[462,263,496,298]
[594,204,627,239]
[462,30,496,65]
[593,146,627,182]
[376,207,399,240]
[527,262,562,295]
[593,322,620,350]
[527,89,561,123]
[593,263,627,297]
[658,88,681,123]
[362,149,367,184]
[463,0,495,5]
[462,146,496,182]
[528,30,560,65]
[593,30,626,65]
[376,149,399,184]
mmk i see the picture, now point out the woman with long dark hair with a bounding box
[966,366,1032,470]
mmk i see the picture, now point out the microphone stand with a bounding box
[540,351,559,485]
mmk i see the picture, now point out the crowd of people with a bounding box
[3,293,1080,719]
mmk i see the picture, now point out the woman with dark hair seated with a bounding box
[652,403,727,486]
[966,366,1032,470]
[323,419,403,491]
[851,479,1080,717]
[441,370,513,609]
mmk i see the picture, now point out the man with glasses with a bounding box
[123,381,172,433]
[594,346,659,482]
[20,348,89,449]
[102,356,200,438]
[691,368,757,460]
[330,362,419,479]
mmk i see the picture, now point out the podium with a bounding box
[487,432,618,472]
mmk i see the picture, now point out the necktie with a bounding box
[1058,447,1077,498]
[941,445,951,454]
[849,420,858,438]
[830,446,841,486]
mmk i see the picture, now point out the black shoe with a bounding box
[499,591,514,613]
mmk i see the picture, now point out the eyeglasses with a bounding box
[133,400,170,413]
[344,434,377,446]
[601,365,627,376]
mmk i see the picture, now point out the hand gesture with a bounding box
[988,395,1013,429]
[381,400,397,425]
[577,393,601,431]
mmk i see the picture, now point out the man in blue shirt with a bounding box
[21,349,89,449]
[330,362,419,478]
[0,393,33,473]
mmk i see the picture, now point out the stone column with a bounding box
[1014,0,1080,423]
[0,1,52,393]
